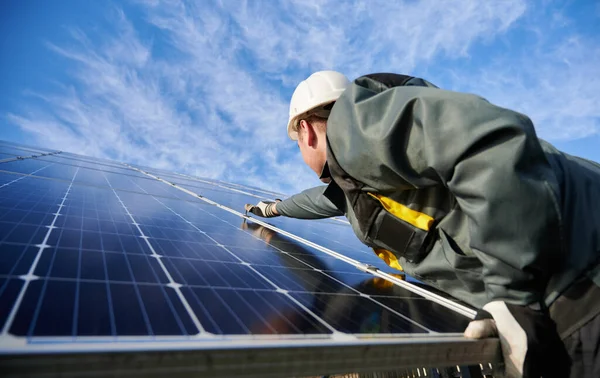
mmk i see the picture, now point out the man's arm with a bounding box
[276,185,343,219]
[247,185,343,219]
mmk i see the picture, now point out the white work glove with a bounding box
[464,301,570,378]
[244,200,280,218]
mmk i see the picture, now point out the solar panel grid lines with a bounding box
[129,164,477,319]
[100,173,207,336]
[0,151,61,164]
[123,163,281,202]
[207,225,455,333]
[34,153,154,180]
[213,178,285,197]
[185,179,266,200]
[1,166,80,336]
[0,163,208,207]
[0,143,59,158]
[123,164,268,208]
[101,163,472,331]
[0,158,188,199]
[57,150,134,169]
[129,165,363,267]
[203,179,284,199]
[151,172,351,226]
[0,141,501,376]
[129,180,434,334]
[0,164,55,190]
[126,168,357,231]
[12,171,346,336]
[0,154,468,334]
[119,177,349,335]
[0,171,200,338]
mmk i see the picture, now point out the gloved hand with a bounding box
[464,301,570,378]
[244,200,280,218]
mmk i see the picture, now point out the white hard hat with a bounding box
[287,70,351,140]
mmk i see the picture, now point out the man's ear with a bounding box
[306,121,317,148]
[297,120,307,143]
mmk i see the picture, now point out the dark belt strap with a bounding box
[549,277,600,339]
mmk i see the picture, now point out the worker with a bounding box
[244,71,600,378]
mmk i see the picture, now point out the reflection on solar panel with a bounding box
[0,141,499,377]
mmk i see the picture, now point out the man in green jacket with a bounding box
[245,71,600,377]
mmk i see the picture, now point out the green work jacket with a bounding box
[277,74,600,309]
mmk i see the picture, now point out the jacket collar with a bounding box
[319,161,331,180]
[323,176,346,213]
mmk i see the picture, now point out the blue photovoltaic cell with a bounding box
[182,287,331,335]
[0,160,194,202]
[38,154,147,174]
[372,296,470,332]
[152,172,274,201]
[0,278,23,328]
[0,141,472,343]
[207,177,285,197]
[291,292,427,334]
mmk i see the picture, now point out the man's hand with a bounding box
[244,200,280,218]
[464,301,570,378]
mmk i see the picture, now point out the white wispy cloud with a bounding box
[450,21,600,140]
[5,0,599,195]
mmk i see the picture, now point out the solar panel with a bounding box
[0,141,499,377]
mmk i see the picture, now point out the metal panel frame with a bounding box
[0,337,500,377]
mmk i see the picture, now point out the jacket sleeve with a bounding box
[328,77,564,306]
[276,185,344,219]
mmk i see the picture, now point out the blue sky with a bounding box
[1,0,599,194]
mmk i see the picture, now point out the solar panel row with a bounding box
[0,141,499,377]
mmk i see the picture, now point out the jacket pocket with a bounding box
[366,195,437,263]
[403,230,486,307]
[438,230,484,293]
